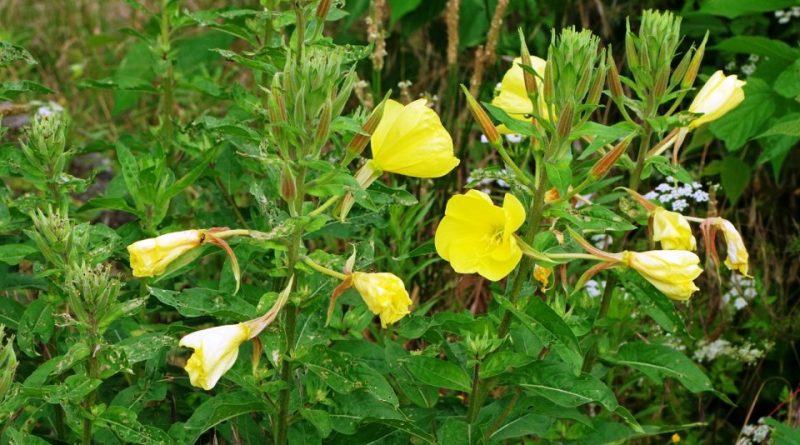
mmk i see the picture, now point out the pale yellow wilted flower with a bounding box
[435,190,525,281]
[351,272,412,327]
[127,230,204,277]
[180,323,251,390]
[710,217,750,276]
[651,207,697,251]
[533,265,552,289]
[491,57,548,133]
[620,250,703,301]
[688,70,745,129]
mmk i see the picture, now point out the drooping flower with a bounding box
[533,265,552,289]
[127,230,204,277]
[709,217,750,276]
[180,323,251,390]
[688,70,746,129]
[435,190,526,281]
[369,99,459,178]
[651,206,697,251]
[491,57,548,132]
[620,250,703,301]
[351,272,412,327]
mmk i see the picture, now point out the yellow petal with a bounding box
[689,71,746,128]
[714,218,749,276]
[127,230,204,277]
[180,323,250,390]
[651,207,696,251]
[370,99,459,178]
[352,272,412,327]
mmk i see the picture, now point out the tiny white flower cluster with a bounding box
[722,274,758,311]
[726,55,760,77]
[693,338,767,365]
[775,7,800,24]
[662,333,687,352]
[479,133,524,144]
[642,177,708,212]
[737,418,770,445]
[465,172,510,193]
[36,102,64,118]
[584,279,603,298]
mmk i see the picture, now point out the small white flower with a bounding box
[692,190,709,202]
[734,297,748,310]
[505,134,523,144]
[643,191,659,200]
[671,199,689,212]
[479,134,489,144]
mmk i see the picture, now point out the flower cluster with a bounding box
[693,338,767,365]
[738,418,771,445]
[643,178,709,212]
[722,275,758,311]
[775,7,800,24]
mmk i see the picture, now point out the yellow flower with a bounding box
[711,218,749,276]
[688,70,745,129]
[672,433,681,443]
[533,265,552,289]
[620,250,703,301]
[180,323,251,390]
[491,56,548,132]
[351,272,412,327]
[369,99,459,178]
[127,230,204,277]
[651,207,696,251]
[435,190,525,281]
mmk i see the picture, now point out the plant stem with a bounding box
[466,150,548,424]
[302,256,347,280]
[158,0,174,145]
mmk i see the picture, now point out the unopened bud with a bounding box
[280,166,296,202]
[624,23,639,70]
[670,50,691,90]
[346,94,389,157]
[519,29,537,96]
[460,84,501,145]
[682,32,707,89]
[314,99,332,149]
[316,0,331,20]
[607,54,624,99]
[544,59,556,104]
[653,66,670,98]
[587,56,606,106]
[589,137,631,179]
[0,327,17,400]
[556,102,574,140]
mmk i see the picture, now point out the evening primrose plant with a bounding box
[0,3,769,444]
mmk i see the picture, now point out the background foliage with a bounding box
[1,0,799,444]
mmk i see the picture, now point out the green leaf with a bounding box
[4,429,53,445]
[758,116,800,138]
[484,102,536,137]
[0,244,37,265]
[300,409,332,439]
[489,413,553,441]
[38,374,102,404]
[606,342,720,397]
[545,159,572,195]
[16,299,54,357]
[714,35,800,62]
[403,355,471,392]
[148,287,256,320]
[763,417,800,445]
[306,348,357,394]
[170,391,268,444]
[115,142,142,204]
[774,58,800,98]
[163,148,221,199]
[97,406,173,445]
[700,0,800,20]
[615,269,686,336]
[495,294,583,372]
[439,418,472,445]
[709,78,777,151]
[719,156,752,204]
[387,0,423,28]
[516,361,618,410]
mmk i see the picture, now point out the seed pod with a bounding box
[589,137,631,179]
[682,32,708,89]
[607,53,624,99]
[556,102,574,140]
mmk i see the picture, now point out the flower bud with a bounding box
[314,98,332,149]
[519,34,537,97]
[351,272,413,327]
[589,137,631,180]
[708,217,749,276]
[607,55,624,100]
[556,102,574,140]
[682,33,708,89]
[280,166,296,202]
[346,96,388,157]
[461,85,501,146]
[316,0,331,20]
[533,265,552,289]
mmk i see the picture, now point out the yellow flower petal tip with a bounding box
[622,250,703,301]
[688,70,745,129]
[127,230,204,277]
[351,272,412,327]
[491,56,549,128]
[180,323,250,390]
[369,99,459,178]
[712,218,750,276]
[435,190,525,281]
[651,207,697,251]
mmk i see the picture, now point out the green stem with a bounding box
[493,141,533,187]
[158,0,174,145]
[302,256,347,280]
[466,150,548,424]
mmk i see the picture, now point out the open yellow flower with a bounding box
[351,272,412,327]
[651,207,696,251]
[620,250,703,301]
[369,99,459,178]
[491,56,548,132]
[180,323,251,390]
[435,190,525,281]
[127,230,204,277]
[711,218,749,276]
[688,70,745,129]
